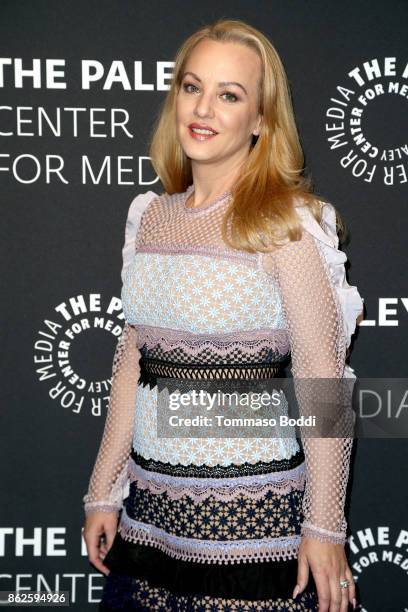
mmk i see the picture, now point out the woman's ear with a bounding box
[253,114,263,137]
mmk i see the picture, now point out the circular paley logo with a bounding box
[325,57,408,185]
[348,525,408,611]
[34,293,126,417]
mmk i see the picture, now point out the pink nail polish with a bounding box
[292,585,300,599]
[352,598,357,610]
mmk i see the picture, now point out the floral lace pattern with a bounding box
[100,571,319,611]
[132,383,301,467]
[121,252,286,333]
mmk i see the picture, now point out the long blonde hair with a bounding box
[148,18,345,252]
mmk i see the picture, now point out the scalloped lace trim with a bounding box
[118,507,301,564]
[301,521,347,545]
[128,459,306,501]
[134,325,290,356]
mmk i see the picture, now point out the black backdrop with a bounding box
[1,1,407,610]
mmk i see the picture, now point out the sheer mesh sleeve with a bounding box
[81,194,155,516]
[82,321,141,515]
[262,228,353,545]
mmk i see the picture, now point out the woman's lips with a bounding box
[189,127,218,141]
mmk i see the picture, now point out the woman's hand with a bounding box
[293,537,357,611]
[83,511,118,576]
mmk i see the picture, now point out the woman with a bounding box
[83,18,364,611]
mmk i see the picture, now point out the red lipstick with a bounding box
[188,123,218,141]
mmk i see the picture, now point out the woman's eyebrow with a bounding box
[182,71,248,95]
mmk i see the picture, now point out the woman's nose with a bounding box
[194,92,215,118]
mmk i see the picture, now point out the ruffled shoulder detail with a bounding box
[121,190,159,283]
[295,201,338,248]
[295,200,364,373]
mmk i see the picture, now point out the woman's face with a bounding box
[176,38,262,166]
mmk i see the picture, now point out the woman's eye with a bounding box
[221,92,238,103]
[182,82,198,93]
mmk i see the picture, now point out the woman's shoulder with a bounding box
[293,196,338,249]
[121,189,160,282]
[126,189,161,225]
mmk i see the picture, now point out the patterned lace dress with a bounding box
[83,184,364,611]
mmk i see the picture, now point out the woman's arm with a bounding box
[264,227,352,544]
[82,321,141,515]
[82,190,158,516]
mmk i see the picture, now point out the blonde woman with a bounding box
[83,18,363,612]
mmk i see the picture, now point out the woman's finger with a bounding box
[344,565,357,609]
[339,574,350,612]
[313,571,331,612]
[99,544,108,560]
[328,573,343,612]
[292,549,309,599]
[85,531,110,576]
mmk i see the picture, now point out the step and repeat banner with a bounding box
[1,1,407,610]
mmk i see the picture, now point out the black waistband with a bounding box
[138,356,285,391]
